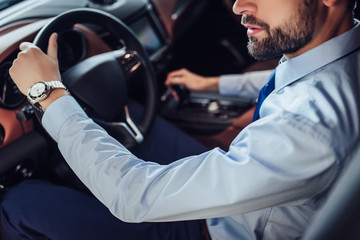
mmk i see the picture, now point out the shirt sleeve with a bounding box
[42,95,337,223]
[219,70,274,98]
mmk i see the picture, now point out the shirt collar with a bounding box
[275,19,360,91]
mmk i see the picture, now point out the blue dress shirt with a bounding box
[42,20,360,239]
[219,70,273,99]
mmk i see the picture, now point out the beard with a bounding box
[241,0,317,60]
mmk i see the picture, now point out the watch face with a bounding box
[30,82,46,98]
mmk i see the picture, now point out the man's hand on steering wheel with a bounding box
[10,33,69,110]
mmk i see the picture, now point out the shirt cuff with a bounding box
[219,74,243,96]
[42,95,87,142]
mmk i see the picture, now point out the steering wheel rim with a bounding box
[33,8,158,149]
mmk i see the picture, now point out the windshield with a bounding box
[0,0,23,11]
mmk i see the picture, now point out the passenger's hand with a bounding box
[165,68,219,100]
[10,33,61,95]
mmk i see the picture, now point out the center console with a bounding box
[161,90,255,135]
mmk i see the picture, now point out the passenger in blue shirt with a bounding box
[2,0,360,239]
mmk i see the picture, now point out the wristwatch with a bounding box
[27,81,67,105]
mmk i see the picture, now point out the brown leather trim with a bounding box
[74,24,112,57]
[0,106,33,149]
[151,0,176,39]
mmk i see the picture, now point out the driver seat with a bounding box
[303,143,360,240]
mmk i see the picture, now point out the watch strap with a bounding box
[33,102,45,121]
[47,80,67,90]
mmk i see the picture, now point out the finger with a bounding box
[47,32,58,60]
[167,68,187,78]
[169,76,184,85]
[8,61,17,79]
[165,74,180,86]
[19,42,35,51]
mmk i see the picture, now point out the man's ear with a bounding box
[322,0,341,7]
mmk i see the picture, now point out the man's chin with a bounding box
[250,53,282,61]
[247,44,283,61]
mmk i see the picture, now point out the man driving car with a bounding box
[1,0,359,239]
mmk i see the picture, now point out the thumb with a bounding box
[47,32,58,60]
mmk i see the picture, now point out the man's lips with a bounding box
[245,25,265,36]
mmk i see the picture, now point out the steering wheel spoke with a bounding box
[94,106,144,149]
[114,49,143,79]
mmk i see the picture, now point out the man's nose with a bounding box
[233,0,257,15]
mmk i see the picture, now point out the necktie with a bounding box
[252,70,276,121]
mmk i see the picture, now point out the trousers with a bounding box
[0,101,209,240]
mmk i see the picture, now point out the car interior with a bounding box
[0,0,359,238]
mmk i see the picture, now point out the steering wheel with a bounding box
[33,8,158,149]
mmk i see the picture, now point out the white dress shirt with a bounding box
[42,20,360,239]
